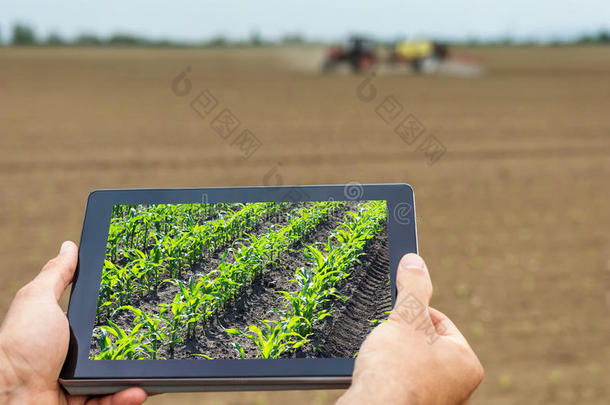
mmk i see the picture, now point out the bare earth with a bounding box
[0,46,608,404]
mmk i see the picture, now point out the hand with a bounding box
[337,254,483,405]
[0,241,147,405]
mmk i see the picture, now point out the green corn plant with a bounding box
[106,222,125,262]
[158,297,186,357]
[97,260,118,321]
[210,274,243,313]
[118,305,168,360]
[150,204,168,234]
[160,233,187,278]
[226,317,309,359]
[99,260,144,308]
[186,224,206,266]
[230,342,246,359]
[278,266,342,336]
[124,210,141,249]
[92,320,153,360]
[147,244,165,291]
[164,277,218,338]
[124,249,155,294]
[111,204,126,218]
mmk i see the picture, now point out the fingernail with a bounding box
[60,241,71,254]
[400,253,424,270]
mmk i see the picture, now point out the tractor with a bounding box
[322,36,377,73]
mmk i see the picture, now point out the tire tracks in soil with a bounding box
[317,235,391,358]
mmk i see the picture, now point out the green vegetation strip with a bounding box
[92,200,346,359]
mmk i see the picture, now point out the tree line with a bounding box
[2,23,308,47]
[2,23,610,47]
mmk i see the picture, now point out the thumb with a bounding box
[396,253,432,305]
[31,241,78,301]
[390,253,433,324]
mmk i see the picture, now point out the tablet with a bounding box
[60,183,417,394]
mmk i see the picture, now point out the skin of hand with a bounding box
[336,253,484,405]
[0,241,147,405]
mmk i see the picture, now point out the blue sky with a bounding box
[1,0,609,42]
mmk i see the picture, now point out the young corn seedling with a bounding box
[279,266,342,335]
[164,277,218,338]
[92,320,153,360]
[106,222,125,262]
[101,260,144,308]
[118,305,168,360]
[160,233,187,278]
[226,316,309,359]
[159,295,188,356]
[97,260,119,321]
[147,244,165,292]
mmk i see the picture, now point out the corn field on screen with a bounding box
[90,200,391,360]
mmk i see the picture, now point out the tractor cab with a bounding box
[323,36,377,73]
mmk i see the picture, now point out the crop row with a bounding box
[226,200,387,359]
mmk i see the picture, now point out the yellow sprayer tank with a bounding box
[395,40,434,60]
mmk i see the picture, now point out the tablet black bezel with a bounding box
[61,183,417,380]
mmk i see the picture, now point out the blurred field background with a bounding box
[1,43,609,404]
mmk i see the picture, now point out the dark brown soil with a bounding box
[315,234,391,358]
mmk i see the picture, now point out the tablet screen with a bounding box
[89,200,391,360]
